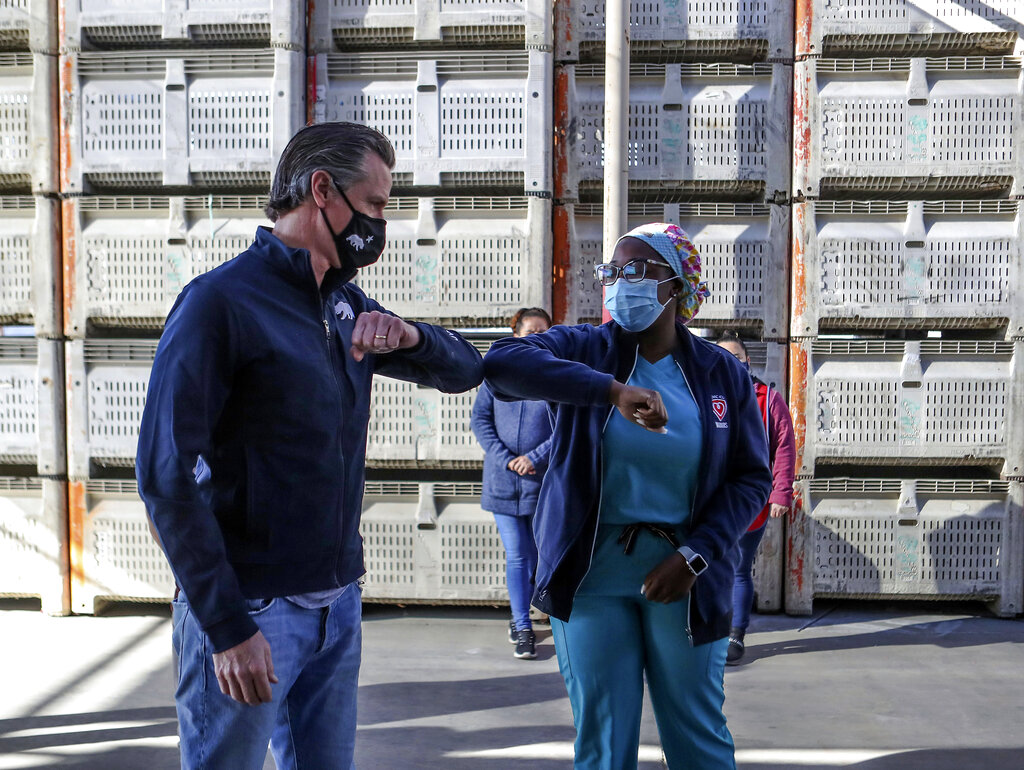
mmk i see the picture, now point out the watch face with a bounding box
[690,555,709,575]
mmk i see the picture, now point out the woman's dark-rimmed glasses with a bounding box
[593,259,671,287]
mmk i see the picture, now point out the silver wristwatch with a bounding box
[678,546,708,576]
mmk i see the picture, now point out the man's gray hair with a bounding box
[265,122,396,222]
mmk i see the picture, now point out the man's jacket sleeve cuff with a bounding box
[205,613,261,654]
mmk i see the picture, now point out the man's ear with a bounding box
[309,170,334,209]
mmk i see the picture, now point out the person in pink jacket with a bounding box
[717,331,797,664]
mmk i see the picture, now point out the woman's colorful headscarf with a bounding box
[615,222,710,323]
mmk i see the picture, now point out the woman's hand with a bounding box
[642,552,696,603]
[770,503,789,519]
[609,381,668,433]
[508,456,536,476]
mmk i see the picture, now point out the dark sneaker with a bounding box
[508,619,517,644]
[514,628,536,659]
[726,627,746,666]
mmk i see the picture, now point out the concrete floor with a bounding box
[0,598,1022,769]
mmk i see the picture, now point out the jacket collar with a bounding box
[605,320,722,380]
[253,226,348,297]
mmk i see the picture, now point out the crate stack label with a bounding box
[56,1,305,613]
[787,2,1024,616]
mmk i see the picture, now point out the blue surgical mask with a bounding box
[604,277,675,332]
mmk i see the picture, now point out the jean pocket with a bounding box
[245,598,276,615]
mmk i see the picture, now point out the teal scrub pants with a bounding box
[550,524,736,770]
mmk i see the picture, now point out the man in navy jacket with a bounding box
[136,123,483,769]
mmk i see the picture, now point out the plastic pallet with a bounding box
[0,337,64,475]
[792,200,1024,338]
[563,62,792,201]
[309,0,551,53]
[790,339,1023,477]
[0,52,57,194]
[0,0,56,53]
[62,195,270,336]
[559,201,789,338]
[310,50,552,195]
[0,476,68,615]
[0,196,60,336]
[60,48,304,193]
[785,478,1024,617]
[794,56,1024,198]
[62,0,304,51]
[797,0,1024,58]
[69,478,174,613]
[562,0,792,63]
[354,196,550,326]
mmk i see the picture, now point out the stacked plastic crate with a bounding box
[552,0,794,610]
[0,0,67,615]
[306,0,554,602]
[786,0,1024,616]
[58,1,305,613]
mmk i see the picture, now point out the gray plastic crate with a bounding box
[70,478,174,613]
[309,0,551,53]
[62,0,303,51]
[750,514,782,613]
[785,478,1024,617]
[0,196,60,337]
[354,196,550,326]
[63,195,269,336]
[793,339,1023,476]
[0,0,56,53]
[564,62,791,201]
[561,201,789,338]
[0,477,68,615]
[561,0,792,63]
[311,50,552,195]
[61,48,304,193]
[0,52,57,194]
[0,337,64,475]
[794,56,1024,198]
[792,200,1024,338]
[797,0,1024,58]
[361,481,508,603]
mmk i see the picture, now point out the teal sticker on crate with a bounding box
[414,253,438,303]
[906,115,928,164]
[898,397,922,443]
[895,532,919,582]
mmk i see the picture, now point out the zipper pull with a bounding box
[323,319,331,340]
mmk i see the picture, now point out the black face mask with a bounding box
[320,184,387,283]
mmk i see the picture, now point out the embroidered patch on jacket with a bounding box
[335,300,355,320]
[711,395,728,428]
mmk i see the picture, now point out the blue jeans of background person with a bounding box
[171,583,362,769]
[731,525,767,631]
[492,512,538,630]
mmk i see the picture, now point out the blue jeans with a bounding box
[171,583,362,769]
[731,525,767,631]
[492,512,538,630]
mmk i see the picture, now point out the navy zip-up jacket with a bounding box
[483,321,771,645]
[136,227,483,652]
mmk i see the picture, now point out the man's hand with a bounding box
[213,630,278,706]
[770,503,789,519]
[642,551,696,603]
[508,456,536,476]
[350,311,421,362]
[609,380,668,433]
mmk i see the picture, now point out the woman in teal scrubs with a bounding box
[482,223,771,769]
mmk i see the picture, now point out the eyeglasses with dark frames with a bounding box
[593,259,672,286]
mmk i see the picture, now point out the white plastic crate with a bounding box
[0,196,60,337]
[69,478,175,612]
[354,196,550,325]
[361,480,508,603]
[792,339,1023,476]
[0,477,68,615]
[0,52,57,194]
[309,0,551,53]
[561,201,789,338]
[562,0,792,63]
[794,56,1024,198]
[0,337,64,475]
[565,62,791,201]
[785,478,1024,617]
[63,195,269,335]
[61,48,304,192]
[792,200,1024,338]
[311,50,552,194]
[65,339,156,478]
[62,0,304,51]
[0,0,55,53]
[797,0,1024,58]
